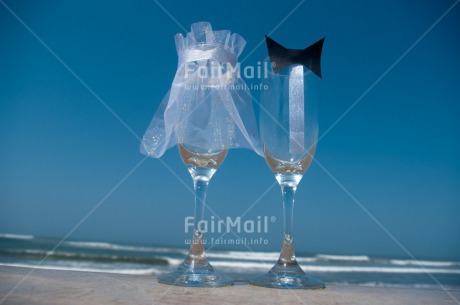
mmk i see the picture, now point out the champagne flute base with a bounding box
[158,260,233,287]
[251,261,325,289]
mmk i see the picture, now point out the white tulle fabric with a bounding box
[141,22,262,158]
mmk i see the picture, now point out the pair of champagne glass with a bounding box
[158,65,325,289]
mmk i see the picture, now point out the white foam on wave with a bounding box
[5,249,52,255]
[64,241,151,251]
[0,263,160,275]
[316,254,370,261]
[165,254,315,267]
[0,233,34,240]
[63,241,187,255]
[390,259,459,267]
[163,257,183,266]
[297,257,320,263]
[207,251,317,263]
[208,251,279,261]
[210,261,460,274]
[212,261,274,270]
[305,266,460,274]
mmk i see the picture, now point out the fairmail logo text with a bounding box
[184,215,274,234]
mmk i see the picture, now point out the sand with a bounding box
[1,265,459,305]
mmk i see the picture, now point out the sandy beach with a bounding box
[1,265,459,305]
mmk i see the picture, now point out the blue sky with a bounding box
[1,0,459,260]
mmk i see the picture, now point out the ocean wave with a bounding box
[0,263,160,275]
[208,251,279,261]
[390,259,460,267]
[304,266,460,274]
[316,254,370,262]
[0,249,169,265]
[208,251,317,263]
[164,257,184,266]
[0,233,34,240]
[63,241,187,255]
[211,261,460,274]
[207,251,374,264]
[164,255,315,267]
[212,261,274,270]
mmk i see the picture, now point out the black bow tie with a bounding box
[265,35,325,78]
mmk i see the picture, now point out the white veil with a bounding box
[141,22,262,157]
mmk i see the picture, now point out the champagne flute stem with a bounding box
[280,183,297,261]
[190,178,208,256]
[188,167,215,257]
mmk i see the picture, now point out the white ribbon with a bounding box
[289,65,305,154]
[178,45,237,67]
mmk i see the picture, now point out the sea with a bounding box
[1,233,459,290]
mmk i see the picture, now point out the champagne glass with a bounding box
[251,63,325,289]
[158,88,234,287]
